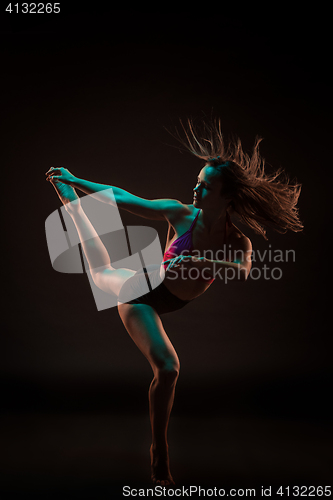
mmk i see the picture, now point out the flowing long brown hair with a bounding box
[172,118,303,239]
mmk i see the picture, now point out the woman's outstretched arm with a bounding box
[46,167,187,222]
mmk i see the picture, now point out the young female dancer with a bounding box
[45,120,303,485]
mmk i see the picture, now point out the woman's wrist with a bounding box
[70,176,82,189]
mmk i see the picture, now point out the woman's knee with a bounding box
[117,302,180,382]
[154,358,180,383]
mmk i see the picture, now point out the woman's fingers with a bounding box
[46,166,65,182]
[166,260,174,271]
[167,257,179,271]
[45,166,63,175]
[45,167,56,175]
[167,255,190,270]
[163,255,197,271]
[45,166,74,186]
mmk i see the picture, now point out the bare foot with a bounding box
[150,444,175,486]
[49,179,81,212]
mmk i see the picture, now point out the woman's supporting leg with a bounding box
[118,302,180,486]
[50,179,135,296]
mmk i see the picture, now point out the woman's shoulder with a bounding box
[228,221,252,249]
[170,203,198,222]
[181,203,198,215]
[167,204,198,234]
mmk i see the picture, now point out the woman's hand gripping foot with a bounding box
[45,166,81,213]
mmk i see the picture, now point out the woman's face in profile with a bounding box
[193,166,228,210]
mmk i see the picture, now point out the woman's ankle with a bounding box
[150,442,169,457]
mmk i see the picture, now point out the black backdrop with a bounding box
[1,6,332,498]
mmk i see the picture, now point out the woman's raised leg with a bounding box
[118,302,180,486]
[49,179,135,296]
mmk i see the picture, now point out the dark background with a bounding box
[1,6,332,498]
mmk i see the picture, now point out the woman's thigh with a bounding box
[93,267,136,296]
[118,303,180,373]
